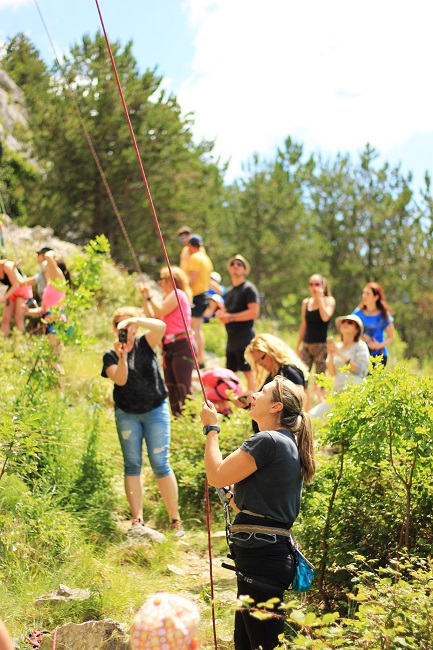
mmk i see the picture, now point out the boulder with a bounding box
[39,619,129,650]
[35,584,91,604]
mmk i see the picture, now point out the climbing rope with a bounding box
[93,2,217,646]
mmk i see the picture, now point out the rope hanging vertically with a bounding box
[33,0,144,282]
[93,3,218,648]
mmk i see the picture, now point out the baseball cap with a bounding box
[36,247,53,255]
[188,234,203,247]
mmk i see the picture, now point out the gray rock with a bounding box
[35,584,91,604]
[125,525,166,544]
[39,619,129,650]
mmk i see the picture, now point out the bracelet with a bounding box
[229,314,234,323]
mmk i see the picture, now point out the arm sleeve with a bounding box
[101,349,119,377]
[245,283,260,304]
[352,342,370,378]
[241,432,276,469]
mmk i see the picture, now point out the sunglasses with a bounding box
[342,319,357,326]
[230,260,245,268]
[309,281,321,287]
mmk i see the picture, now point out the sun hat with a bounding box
[210,271,222,284]
[226,254,251,276]
[130,592,200,650]
[335,314,364,335]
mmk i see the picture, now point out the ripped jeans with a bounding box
[114,401,172,478]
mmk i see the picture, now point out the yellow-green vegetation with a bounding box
[1,238,433,649]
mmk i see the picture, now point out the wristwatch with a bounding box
[203,425,220,436]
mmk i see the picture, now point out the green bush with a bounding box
[285,556,433,649]
[298,364,433,609]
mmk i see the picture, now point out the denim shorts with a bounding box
[114,400,172,478]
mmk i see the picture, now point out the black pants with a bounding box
[232,540,295,650]
[163,339,194,416]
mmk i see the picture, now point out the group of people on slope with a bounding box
[295,274,394,416]
[100,246,394,650]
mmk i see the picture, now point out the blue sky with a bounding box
[1,0,433,191]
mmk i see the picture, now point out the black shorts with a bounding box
[226,347,251,373]
[191,292,209,318]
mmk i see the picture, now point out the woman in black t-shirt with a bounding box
[101,307,184,537]
[239,333,309,432]
[201,376,315,650]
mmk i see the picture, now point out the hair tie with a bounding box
[298,410,304,417]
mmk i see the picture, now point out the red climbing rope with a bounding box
[93,2,218,647]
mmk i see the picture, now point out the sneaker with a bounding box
[170,519,185,538]
[131,517,144,529]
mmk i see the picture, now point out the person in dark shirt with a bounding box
[241,333,308,432]
[296,273,336,407]
[101,307,184,537]
[201,376,315,650]
[215,255,259,391]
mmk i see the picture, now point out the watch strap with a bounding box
[203,425,220,436]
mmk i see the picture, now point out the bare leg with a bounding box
[124,475,143,520]
[157,473,180,521]
[15,297,26,333]
[191,316,204,365]
[244,370,256,392]
[1,301,14,337]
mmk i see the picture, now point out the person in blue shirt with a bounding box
[353,282,394,366]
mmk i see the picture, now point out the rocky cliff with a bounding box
[0,68,30,153]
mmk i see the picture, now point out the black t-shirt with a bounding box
[235,428,302,525]
[224,281,260,350]
[252,364,306,433]
[101,335,167,414]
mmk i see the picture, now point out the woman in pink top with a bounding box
[142,266,195,416]
[25,250,70,392]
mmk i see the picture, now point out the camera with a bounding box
[118,328,128,343]
[25,298,39,309]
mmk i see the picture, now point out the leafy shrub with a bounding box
[285,556,433,649]
[297,364,433,608]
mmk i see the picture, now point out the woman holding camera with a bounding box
[201,376,315,650]
[102,308,184,537]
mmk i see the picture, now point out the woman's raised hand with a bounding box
[200,401,219,426]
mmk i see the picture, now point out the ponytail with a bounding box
[272,376,316,483]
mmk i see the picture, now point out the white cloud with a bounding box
[178,0,433,179]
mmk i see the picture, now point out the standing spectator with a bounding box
[353,282,394,366]
[215,254,259,391]
[142,266,195,417]
[0,259,33,336]
[25,250,71,392]
[102,308,184,537]
[176,226,207,272]
[309,314,370,419]
[176,226,193,271]
[184,234,213,367]
[296,274,336,406]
